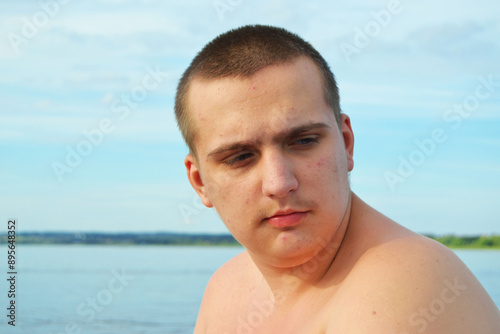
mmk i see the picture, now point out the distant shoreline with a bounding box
[429,234,500,249]
[0,231,240,246]
[1,232,499,249]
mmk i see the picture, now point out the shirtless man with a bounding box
[174,25,500,333]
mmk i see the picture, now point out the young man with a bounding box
[175,25,499,333]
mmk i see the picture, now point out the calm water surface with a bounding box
[1,245,498,334]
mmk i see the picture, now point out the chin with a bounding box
[265,233,323,265]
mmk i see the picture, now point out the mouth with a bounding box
[264,210,308,228]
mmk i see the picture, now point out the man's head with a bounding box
[175,24,342,157]
[176,25,354,267]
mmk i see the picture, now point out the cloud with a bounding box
[1,0,498,234]
[407,20,498,59]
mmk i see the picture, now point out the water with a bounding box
[2,245,243,334]
[1,245,498,333]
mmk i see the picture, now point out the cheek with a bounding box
[205,178,228,208]
[315,158,338,172]
[307,156,340,179]
[205,173,255,218]
[302,154,347,198]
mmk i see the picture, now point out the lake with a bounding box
[1,245,498,333]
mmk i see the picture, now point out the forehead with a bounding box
[188,56,324,109]
[186,57,333,156]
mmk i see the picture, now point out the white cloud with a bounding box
[1,0,498,234]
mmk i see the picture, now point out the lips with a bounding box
[265,210,308,228]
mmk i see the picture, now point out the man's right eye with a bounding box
[223,152,253,166]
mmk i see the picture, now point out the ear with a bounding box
[184,154,214,208]
[340,114,354,172]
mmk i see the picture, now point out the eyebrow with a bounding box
[207,122,331,158]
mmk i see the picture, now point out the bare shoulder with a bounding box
[194,250,257,333]
[328,233,500,333]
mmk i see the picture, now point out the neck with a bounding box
[251,192,354,308]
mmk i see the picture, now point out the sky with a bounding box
[0,0,499,235]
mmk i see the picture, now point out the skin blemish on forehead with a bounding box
[246,84,257,93]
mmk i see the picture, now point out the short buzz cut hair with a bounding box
[174,24,342,155]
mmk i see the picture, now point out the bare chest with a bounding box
[208,290,333,334]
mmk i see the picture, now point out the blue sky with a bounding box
[0,0,499,235]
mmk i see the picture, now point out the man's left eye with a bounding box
[293,137,319,146]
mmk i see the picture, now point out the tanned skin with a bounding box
[184,56,500,333]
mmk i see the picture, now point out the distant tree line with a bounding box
[426,234,500,249]
[0,232,499,248]
[0,232,240,246]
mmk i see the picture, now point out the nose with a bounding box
[261,149,298,198]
